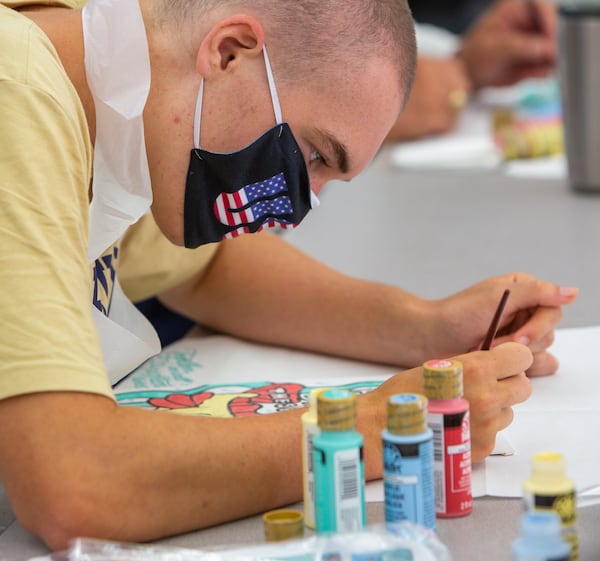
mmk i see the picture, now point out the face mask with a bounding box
[183,47,319,248]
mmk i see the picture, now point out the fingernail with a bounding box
[559,286,578,297]
[516,336,530,346]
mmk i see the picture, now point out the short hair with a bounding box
[153,0,417,107]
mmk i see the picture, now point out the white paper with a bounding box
[503,155,567,180]
[388,105,502,171]
[114,335,394,418]
[482,326,600,498]
[116,335,394,393]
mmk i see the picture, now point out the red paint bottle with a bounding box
[423,359,472,518]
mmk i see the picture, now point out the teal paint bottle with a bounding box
[313,389,366,533]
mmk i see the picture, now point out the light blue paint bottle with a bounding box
[382,394,435,530]
[512,511,571,561]
[313,389,365,534]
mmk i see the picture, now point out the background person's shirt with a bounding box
[408,0,492,35]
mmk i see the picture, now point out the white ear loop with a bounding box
[193,79,204,149]
[310,190,321,208]
[262,45,283,125]
[192,45,282,149]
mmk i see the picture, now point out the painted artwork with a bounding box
[114,335,394,418]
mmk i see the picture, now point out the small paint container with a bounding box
[301,388,327,529]
[512,511,571,561]
[263,509,304,542]
[313,389,366,533]
[423,359,472,518]
[382,393,435,529]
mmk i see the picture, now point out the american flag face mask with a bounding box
[183,47,319,249]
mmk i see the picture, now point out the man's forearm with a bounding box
[0,376,422,550]
[0,392,305,550]
[159,232,434,368]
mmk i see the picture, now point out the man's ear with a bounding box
[196,15,265,77]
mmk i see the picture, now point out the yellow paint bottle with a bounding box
[523,452,579,561]
[301,388,325,529]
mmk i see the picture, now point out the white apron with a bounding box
[82,0,161,386]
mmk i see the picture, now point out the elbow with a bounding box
[11,480,123,552]
[33,510,82,553]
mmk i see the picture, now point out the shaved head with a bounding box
[152,0,417,107]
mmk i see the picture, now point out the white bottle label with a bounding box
[334,448,362,532]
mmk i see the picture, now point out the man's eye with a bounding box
[309,148,326,165]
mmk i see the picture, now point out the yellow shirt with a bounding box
[0,0,217,400]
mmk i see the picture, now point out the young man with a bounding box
[0,0,576,551]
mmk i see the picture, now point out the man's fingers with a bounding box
[457,343,532,419]
[501,274,578,311]
[487,342,534,381]
[537,3,558,45]
[526,350,560,377]
[511,306,559,349]
[471,406,515,463]
[498,31,553,64]
[528,329,555,354]
[499,370,532,406]
[497,406,515,433]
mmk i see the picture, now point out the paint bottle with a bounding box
[382,393,435,530]
[512,511,571,561]
[301,388,325,529]
[313,388,365,533]
[523,451,579,561]
[423,359,472,518]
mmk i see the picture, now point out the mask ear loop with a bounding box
[263,46,283,125]
[193,79,204,150]
[265,46,319,209]
[194,45,281,150]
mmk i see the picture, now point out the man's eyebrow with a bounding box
[313,129,350,174]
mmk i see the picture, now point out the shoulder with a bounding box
[0,3,83,107]
[0,2,92,201]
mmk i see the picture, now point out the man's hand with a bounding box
[386,56,472,141]
[358,342,533,467]
[457,0,557,88]
[426,272,578,378]
[452,343,532,461]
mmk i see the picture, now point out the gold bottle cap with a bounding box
[387,394,428,435]
[422,359,463,400]
[317,389,357,431]
[531,451,567,480]
[263,509,304,542]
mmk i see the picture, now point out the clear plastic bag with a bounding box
[49,522,452,561]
